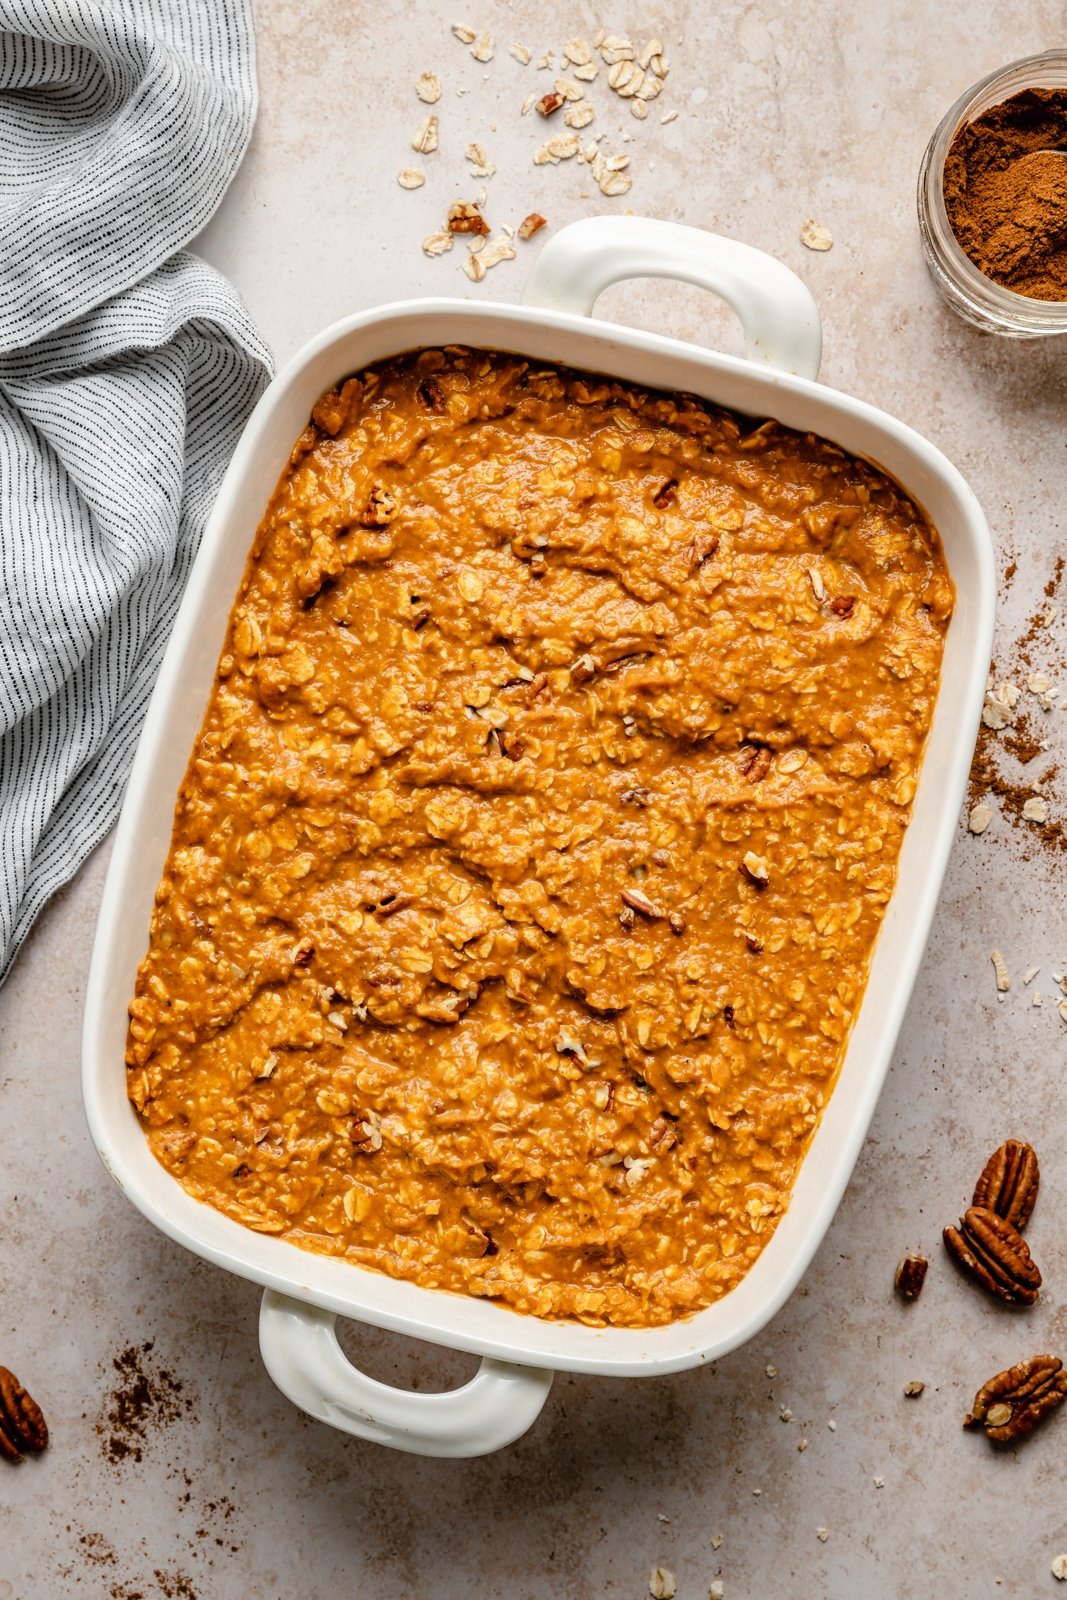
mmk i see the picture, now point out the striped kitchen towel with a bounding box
[0,0,272,986]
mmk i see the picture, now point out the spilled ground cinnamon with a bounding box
[943,87,1067,300]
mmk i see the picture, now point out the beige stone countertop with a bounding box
[5,2,1067,1596]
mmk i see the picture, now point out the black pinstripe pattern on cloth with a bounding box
[0,2,272,985]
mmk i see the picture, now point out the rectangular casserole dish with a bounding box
[82,217,995,1457]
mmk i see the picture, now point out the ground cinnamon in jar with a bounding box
[943,87,1067,301]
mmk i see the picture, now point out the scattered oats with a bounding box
[649,1568,676,1600]
[967,801,992,834]
[991,948,1011,993]
[593,27,606,48]
[1022,795,1048,823]
[648,51,670,78]
[779,1407,793,1422]
[1034,991,1044,1007]
[342,1186,364,1222]
[1028,671,1051,694]
[711,1534,723,1550]
[800,219,834,251]
[520,91,538,116]
[709,1585,724,1600]
[1040,606,1058,627]
[981,696,1011,731]
[416,72,442,103]
[422,230,453,257]
[608,59,639,92]
[574,62,599,81]
[639,37,664,68]
[466,142,497,178]
[536,52,553,69]
[631,99,649,119]
[471,31,493,61]
[411,115,439,154]
[816,1528,829,1543]
[534,132,580,164]
[903,1380,925,1397]
[752,1488,762,1497]
[765,1363,778,1378]
[326,1010,348,1031]
[463,250,486,283]
[600,34,636,64]
[807,566,827,601]
[590,148,633,196]
[451,22,475,43]
[656,1512,671,1524]
[661,108,679,124]
[517,211,547,239]
[554,74,585,101]
[563,37,592,65]
[827,1419,837,1432]
[873,1476,884,1488]
[509,41,532,64]
[397,167,426,189]
[1059,999,1067,1025]
[797,1437,809,1451]
[1052,1554,1067,1581]
[1024,965,1041,984]
[565,100,596,129]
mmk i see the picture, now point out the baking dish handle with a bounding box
[521,215,822,379]
[258,1290,554,1457]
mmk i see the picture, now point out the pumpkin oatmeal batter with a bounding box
[126,347,952,1328]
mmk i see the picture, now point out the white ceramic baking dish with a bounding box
[82,217,995,1458]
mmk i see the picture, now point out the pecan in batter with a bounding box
[126,347,952,1328]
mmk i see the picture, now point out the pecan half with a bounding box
[0,1367,48,1463]
[973,1139,1040,1231]
[739,744,772,783]
[894,1253,928,1301]
[943,1205,1041,1305]
[964,1354,1067,1445]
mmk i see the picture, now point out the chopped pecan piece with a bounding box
[973,1140,1040,1231]
[620,786,651,807]
[964,1355,1067,1445]
[894,1253,928,1301]
[622,887,666,920]
[536,92,565,116]
[739,851,770,889]
[0,1368,48,1463]
[518,212,547,239]
[447,200,490,236]
[744,932,764,954]
[686,533,719,571]
[828,595,856,618]
[359,485,398,527]
[668,911,686,936]
[417,376,446,411]
[739,744,772,783]
[653,477,678,509]
[943,1205,1042,1305]
[571,653,597,684]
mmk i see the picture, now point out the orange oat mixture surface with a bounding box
[126,347,952,1328]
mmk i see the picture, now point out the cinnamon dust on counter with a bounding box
[97,1341,191,1466]
[944,87,1067,301]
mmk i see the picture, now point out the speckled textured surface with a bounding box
[4,3,1067,1596]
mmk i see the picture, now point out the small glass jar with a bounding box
[918,51,1067,337]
